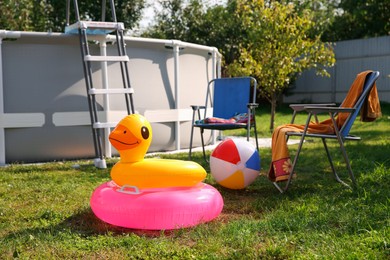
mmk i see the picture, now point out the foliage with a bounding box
[0,0,146,32]
[1,103,389,259]
[323,0,390,41]
[200,1,248,68]
[279,0,340,38]
[141,0,188,39]
[142,0,245,70]
[0,0,52,31]
[1,0,388,41]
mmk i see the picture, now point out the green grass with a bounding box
[1,103,389,259]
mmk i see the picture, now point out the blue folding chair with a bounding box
[189,77,259,162]
[274,71,380,193]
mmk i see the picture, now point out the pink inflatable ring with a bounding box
[90,181,224,230]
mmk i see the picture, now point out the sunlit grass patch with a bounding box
[0,103,389,259]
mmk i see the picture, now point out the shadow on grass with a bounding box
[4,208,183,243]
[62,209,181,237]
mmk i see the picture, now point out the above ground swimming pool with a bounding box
[0,30,221,164]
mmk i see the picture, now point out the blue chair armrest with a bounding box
[304,106,355,114]
[289,103,336,124]
[290,103,336,112]
[191,105,206,111]
[247,103,259,109]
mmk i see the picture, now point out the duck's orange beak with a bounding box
[109,124,140,151]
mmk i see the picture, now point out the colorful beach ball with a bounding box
[210,138,261,189]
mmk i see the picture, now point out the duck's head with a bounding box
[109,114,152,163]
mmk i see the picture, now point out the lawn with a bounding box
[0,103,389,259]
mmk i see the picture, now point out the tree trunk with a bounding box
[269,93,277,132]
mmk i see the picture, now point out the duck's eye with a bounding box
[141,126,149,140]
[123,130,127,134]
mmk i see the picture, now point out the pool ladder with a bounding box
[65,0,135,168]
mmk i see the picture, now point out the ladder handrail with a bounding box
[66,0,70,26]
[101,0,106,22]
[65,0,134,168]
[109,0,117,22]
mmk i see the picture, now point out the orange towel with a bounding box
[268,71,381,182]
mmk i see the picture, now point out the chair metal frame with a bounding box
[273,71,380,193]
[189,77,259,162]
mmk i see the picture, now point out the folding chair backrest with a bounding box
[340,71,380,137]
[209,77,253,119]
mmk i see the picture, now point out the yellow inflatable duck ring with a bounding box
[109,114,207,189]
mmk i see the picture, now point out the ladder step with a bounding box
[84,55,129,62]
[89,88,134,95]
[65,21,124,35]
[93,122,119,129]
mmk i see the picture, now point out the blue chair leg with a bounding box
[200,128,208,162]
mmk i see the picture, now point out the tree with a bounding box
[142,0,245,73]
[0,0,146,32]
[142,0,187,39]
[227,0,335,131]
[0,0,52,31]
[49,0,147,32]
[322,0,390,41]
[195,1,247,69]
